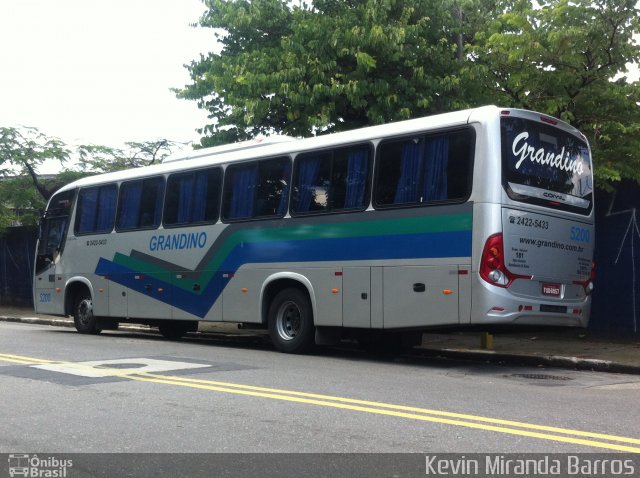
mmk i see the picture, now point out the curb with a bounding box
[414,347,640,375]
[0,316,150,333]
[3,316,639,375]
[1,316,76,328]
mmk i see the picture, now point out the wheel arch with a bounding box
[64,277,94,316]
[260,272,316,325]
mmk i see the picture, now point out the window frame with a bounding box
[221,156,292,223]
[500,117,592,215]
[163,167,223,229]
[290,142,374,217]
[74,184,118,236]
[372,127,475,210]
[115,176,165,232]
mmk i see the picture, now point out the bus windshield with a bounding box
[36,189,75,273]
[501,116,593,214]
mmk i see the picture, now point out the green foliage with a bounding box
[0,176,48,228]
[0,126,71,200]
[466,0,640,190]
[77,139,179,173]
[177,0,468,146]
[180,0,640,190]
[0,126,180,234]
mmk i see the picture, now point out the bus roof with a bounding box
[55,105,578,193]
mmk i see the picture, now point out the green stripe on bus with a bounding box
[111,213,472,292]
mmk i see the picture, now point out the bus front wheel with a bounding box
[268,288,315,354]
[73,292,102,335]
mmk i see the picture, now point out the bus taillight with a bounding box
[574,260,595,295]
[540,116,558,125]
[480,233,530,288]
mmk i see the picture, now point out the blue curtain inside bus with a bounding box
[395,140,423,204]
[423,136,448,201]
[77,189,98,233]
[345,149,369,208]
[177,175,194,224]
[174,173,208,224]
[228,164,258,219]
[394,136,449,204]
[296,157,321,212]
[118,181,143,229]
[78,186,116,233]
[192,174,208,221]
[95,186,117,232]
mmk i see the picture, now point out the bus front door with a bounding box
[34,216,66,314]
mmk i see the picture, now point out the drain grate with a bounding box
[511,373,573,381]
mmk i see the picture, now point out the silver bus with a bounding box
[33,106,595,353]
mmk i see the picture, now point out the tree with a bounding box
[179,0,640,189]
[0,126,180,232]
[0,126,72,201]
[466,0,640,189]
[177,0,468,146]
[77,139,180,173]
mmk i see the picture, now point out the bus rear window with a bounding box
[501,117,593,213]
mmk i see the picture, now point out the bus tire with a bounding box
[73,292,102,335]
[268,288,315,354]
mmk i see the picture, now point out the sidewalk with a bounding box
[417,329,640,375]
[1,306,639,374]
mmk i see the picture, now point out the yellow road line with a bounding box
[3,351,640,452]
[127,372,640,453]
[0,353,54,365]
[133,372,640,446]
[0,356,38,365]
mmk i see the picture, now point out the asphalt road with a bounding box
[1,321,640,474]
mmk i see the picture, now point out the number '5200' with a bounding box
[570,227,590,243]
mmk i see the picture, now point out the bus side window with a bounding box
[164,167,222,227]
[374,129,474,207]
[117,177,164,231]
[291,152,332,213]
[291,144,371,215]
[256,158,291,217]
[446,131,474,200]
[75,184,117,235]
[223,157,290,221]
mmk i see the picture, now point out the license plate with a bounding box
[542,283,561,297]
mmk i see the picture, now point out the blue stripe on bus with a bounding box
[96,230,472,318]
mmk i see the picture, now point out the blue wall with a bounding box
[0,227,37,307]
[592,182,640,337]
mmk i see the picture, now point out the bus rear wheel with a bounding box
[268,288,315,354]
[73,292,102,335]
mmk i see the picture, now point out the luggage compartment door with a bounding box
[383,266,459,328]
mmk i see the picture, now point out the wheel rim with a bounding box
[77,299,93,326]
[275,300,302,341]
